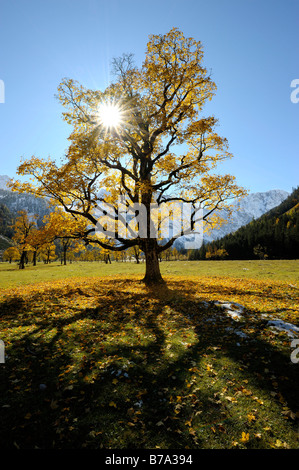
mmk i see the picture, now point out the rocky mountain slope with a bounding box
[0,188,51,221]
[0,175,11,190]
[174,189,290,249]
[203,189,290,242]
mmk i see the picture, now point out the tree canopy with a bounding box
[9,28,246,283]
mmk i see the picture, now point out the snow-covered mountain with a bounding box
[0,175,11,190]
[174,189,290,249]
[0,188,51,221]
[204,189,290,242]
[0,175,51,222]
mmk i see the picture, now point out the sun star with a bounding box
[97,101,122,129]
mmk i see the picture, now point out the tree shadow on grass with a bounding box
[0,278,298,449]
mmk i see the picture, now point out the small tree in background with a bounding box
[3,246,20,263]
[253,244,268,260]
[12,211,38,269]
[42,209,86,265]
[39,243,57,264]
[205,247,229,260]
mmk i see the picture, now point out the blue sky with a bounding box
[0,0,298,194]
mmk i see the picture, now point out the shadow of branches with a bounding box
[0,278,298,449]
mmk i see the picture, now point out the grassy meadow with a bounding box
[0,259,298,449]
[0,258,298,289]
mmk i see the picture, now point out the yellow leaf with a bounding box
[240,432,250,442]
[247,413,256,422]
[109,401,117,408]
[225,396,237,403]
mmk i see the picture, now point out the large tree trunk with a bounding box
[142,239,164,285]
[140,171,165,284]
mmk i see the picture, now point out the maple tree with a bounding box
[12,211,38,269]
[3,246,20,263]
[10,28,246,283]
[26,224,54,266]
[42,209,85,265]
[39,242,56,264]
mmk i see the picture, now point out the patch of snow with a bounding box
[227,310,243,320]
[268,320,299,338]
[134,400,143,408]
[225,327,248,339]
[214,301,245,321]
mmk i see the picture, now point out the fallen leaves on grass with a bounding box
[0,274,298,449]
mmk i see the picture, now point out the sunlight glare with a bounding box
[97,102,122,129]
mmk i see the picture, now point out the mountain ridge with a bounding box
[203,188,290,243]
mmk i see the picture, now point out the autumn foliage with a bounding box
[9,29,247,283]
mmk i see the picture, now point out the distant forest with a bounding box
[0,203,14,239]
[189,186,299,260]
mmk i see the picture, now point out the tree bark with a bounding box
[142,239,164,285]
[104,254,111,264]
[134,246,140,264]
[19,250,26,269]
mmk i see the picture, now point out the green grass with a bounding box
[0,261,298,449]
[0,259,298,289]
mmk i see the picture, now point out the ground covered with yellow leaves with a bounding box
[0,275,298,449]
